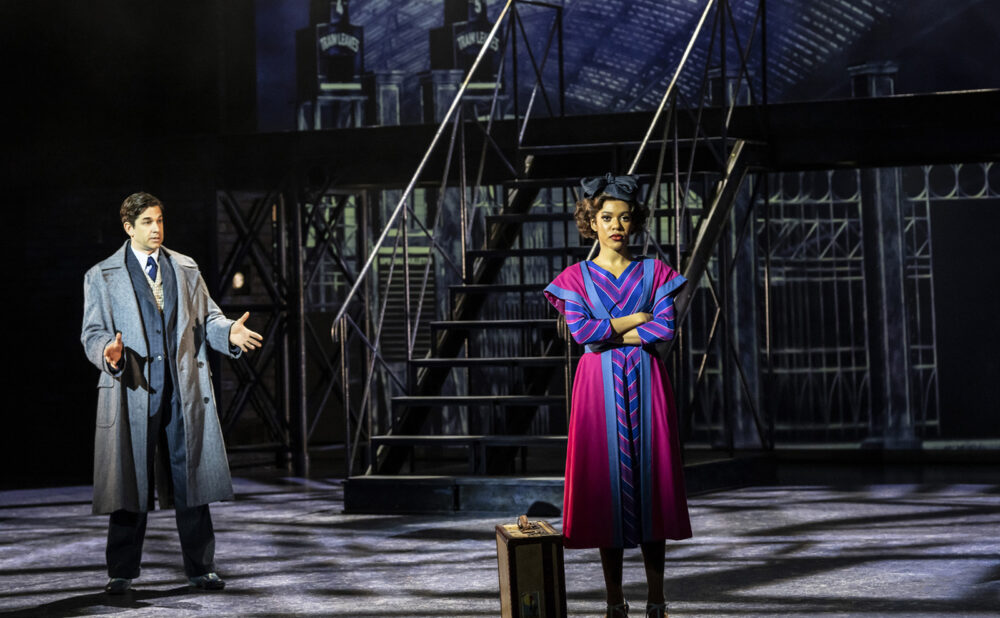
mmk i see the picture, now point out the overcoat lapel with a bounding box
[105,244,152,510]
[106,251,147,358]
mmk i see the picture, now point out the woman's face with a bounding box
[590,199,633,250]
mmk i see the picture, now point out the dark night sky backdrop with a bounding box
[4,0,999,488]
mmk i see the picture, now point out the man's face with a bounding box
[124,206,164,253]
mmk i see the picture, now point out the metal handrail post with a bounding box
[673,107,682,271]
[585,0,717,262]
[403,193,412,363]
[289,183,310,477]
[511,2,520,141]
[557,5,564,116]
[720,0,728,156]
[627,0,717,176]
[339,316,351,476]
[330,0,514,330]
[472,42,508,207]
[519,12,560,146]
[762,0,768,109]
[460,106,470,282]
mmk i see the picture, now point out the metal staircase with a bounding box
[327,0,772,512]
[343,155,765,512]
[206,0,1000,496]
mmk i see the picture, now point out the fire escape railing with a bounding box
[327,0,774,478]
[326,0,568,477]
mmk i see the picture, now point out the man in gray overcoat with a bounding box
[81,192,263,594]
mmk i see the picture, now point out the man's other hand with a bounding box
[104,332,123,370]
[229,312,264,353]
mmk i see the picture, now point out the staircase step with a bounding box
[467,244,663,259]
[486,209,682,225]
[466,246,592,259]
[410,356,564,368]
[343,475,566,513]
[465,246,685,264]
[430,319,558,331]
[516,137,725,156]
[486,213,574,224]
[343,452,776,513]
[391,395,564,407]
[371,435,567,446]
[449,283,546,295]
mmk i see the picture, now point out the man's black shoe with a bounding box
[188,572,225,590]
[104,578,132,594]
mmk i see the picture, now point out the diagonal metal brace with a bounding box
[666,139,752,356]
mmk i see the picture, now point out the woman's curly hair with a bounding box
[573,193,649,240]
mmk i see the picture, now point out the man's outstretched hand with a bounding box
[229,312,264,353]
[104,332,123,370]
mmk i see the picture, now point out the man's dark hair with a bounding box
[120,192,164,226]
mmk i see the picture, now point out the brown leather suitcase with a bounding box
[495,515,567,618]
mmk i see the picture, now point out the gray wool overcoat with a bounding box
[81,242,240,515]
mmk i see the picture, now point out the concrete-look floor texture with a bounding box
[1,479,998,617]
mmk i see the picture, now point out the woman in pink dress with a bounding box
[544,174,691,618]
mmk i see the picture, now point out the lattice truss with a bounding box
[214,182,377,459]
[640,173,767,448]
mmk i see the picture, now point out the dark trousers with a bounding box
[106,372,216,579]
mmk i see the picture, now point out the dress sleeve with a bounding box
[543,266,615,345]
[635,260,686,344]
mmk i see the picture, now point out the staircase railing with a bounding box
[580,0,772,449]
[327,0,567,477]
[331,0,773,479]
[649,0,771,450]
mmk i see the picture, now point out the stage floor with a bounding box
[1,479,997,617]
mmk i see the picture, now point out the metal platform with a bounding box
[344,451,776,513]
[215,89,1000,188]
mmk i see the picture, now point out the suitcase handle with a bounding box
[517,514,542,534]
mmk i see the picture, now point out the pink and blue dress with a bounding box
[544,258,692,549]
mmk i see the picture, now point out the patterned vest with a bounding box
[125,247,179,415]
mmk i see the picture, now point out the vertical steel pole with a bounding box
[290,182,310,476]
[760,0,773,448]
[763,174,774,448]
[459,107,469,282]
[671,108,684,439]
[719,0,728,151]
[719,0,733,453]
[340,316,351,477]
[673,104,681,271]
[720,208,735,454]
[557,6,565,117]
[358,191,375,437]
[512,4,520,133]
[276,197,291,468]
[403,193,413,363]
[761,0,768,109]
